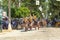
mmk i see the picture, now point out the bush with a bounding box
[15,7,30,18]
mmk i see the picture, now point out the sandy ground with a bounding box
[0,28,60,40]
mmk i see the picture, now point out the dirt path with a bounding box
[0,28,60,40]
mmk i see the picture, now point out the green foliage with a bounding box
[49,0,60,19]
[1,0,60,19]
[21,0,41,18]
[2,0,8,11]
[11,7,16,18]
[15,7,30,18]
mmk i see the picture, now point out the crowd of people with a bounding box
[1,14,59,31]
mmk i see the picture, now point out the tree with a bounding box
[15,7,30,18]
[49,0,60,19]
[2,0,60,19]
[21,0,41,18]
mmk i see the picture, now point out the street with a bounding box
[0,28,60,40]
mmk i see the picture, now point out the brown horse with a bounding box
[20,18,47,31]
[42,19,47,27]
[19,17,29,31]
[28,19,41,30]
[20,17,47,31]
[33,20,41,30]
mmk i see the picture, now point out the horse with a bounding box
[19,17,29,31]
[32,19,41,30]
[27,18,41,30]
[27,18,33,30]
[42,19,47,27]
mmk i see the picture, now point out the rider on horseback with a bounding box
[29,14,33,23]
[33,14,37,25]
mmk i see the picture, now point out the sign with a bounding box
[39,6,42,12]
[36,0,39,5]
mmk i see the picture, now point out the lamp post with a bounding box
[8,0,12,31]
[45,0,49,19]
[19,0,21,7]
